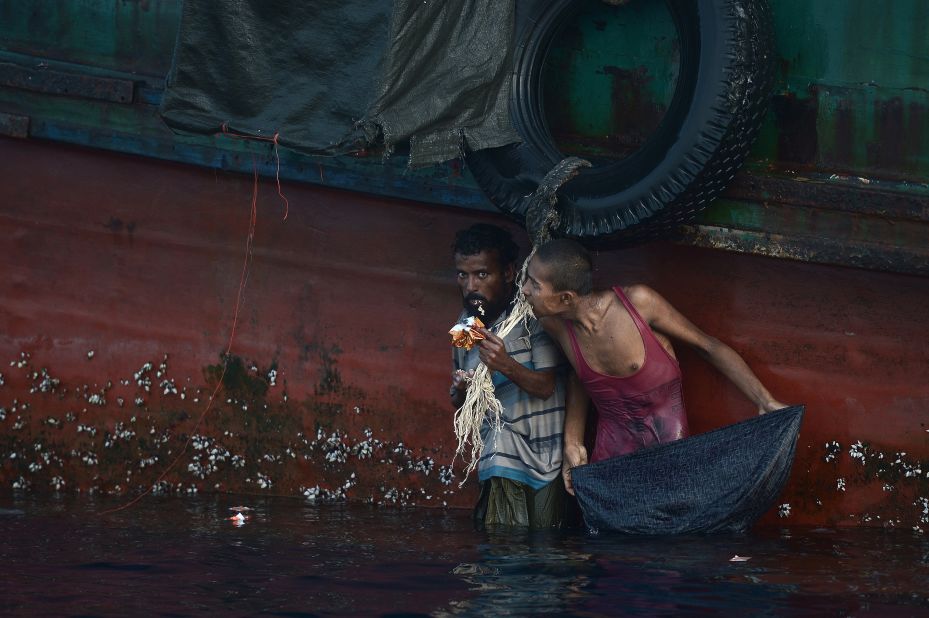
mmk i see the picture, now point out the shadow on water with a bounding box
[1,494,928,616]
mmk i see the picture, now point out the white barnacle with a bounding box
[160,379,178,396]
[848,441,867,463]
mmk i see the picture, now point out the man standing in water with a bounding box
[450,224,568,528]
[520,239,786,494]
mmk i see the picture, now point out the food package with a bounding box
[449,316,486,350]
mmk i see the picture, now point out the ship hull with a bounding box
[2,137,928,527]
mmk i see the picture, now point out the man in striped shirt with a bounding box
[450,224,568,528]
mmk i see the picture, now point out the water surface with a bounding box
[1,495,927,616]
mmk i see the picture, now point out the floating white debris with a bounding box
[729,555,751,562]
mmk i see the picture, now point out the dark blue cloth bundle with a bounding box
[571,405,804,534]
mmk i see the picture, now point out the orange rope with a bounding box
[101,160,261,515]
[272,132,289,221]
[217,123,289,220]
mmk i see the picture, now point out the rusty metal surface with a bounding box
[0,0,181,77]
[681,169,929,275]
[0,0,927,277]
[677,224,929,276]
[724,171,929,224]
[541,0,679,163]
[0,61,134,103]
[2,138,928,527]
[0,137,477,508]
[767,1,929,180]
[0,110,28,138]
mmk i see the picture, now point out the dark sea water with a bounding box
[1,495,928,617]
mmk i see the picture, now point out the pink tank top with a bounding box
[565,286,689,461]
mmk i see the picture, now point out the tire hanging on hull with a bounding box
[466,0,776,241]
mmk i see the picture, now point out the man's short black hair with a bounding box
[452,223,519,267]
[535,239,593,295]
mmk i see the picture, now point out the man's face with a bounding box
[521,256,563,317]
[454,250,515,322]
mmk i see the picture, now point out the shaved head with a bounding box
[534,239,593,295]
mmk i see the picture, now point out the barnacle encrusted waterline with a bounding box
[452,250,536,484]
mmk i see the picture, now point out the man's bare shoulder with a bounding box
[623,282,656,298]
[621,284,661,316]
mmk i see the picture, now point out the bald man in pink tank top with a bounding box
[521,239,786,495]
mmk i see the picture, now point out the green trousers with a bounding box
[473,476,567,529]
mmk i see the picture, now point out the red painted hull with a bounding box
[2,137,928,527]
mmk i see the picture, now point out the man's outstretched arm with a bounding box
[693,337,785,414]
[628,285,786,414]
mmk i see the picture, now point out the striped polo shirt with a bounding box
[453,308,566,490]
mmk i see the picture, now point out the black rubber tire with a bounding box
[466,0,776,241]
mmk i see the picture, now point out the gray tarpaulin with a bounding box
[571,405,804,535]
[159,0,519,167]
[362,0,520,166]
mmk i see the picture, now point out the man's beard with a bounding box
[462,292,510,322]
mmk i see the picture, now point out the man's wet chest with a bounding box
[573,313,647,377]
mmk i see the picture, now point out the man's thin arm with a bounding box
[564,370,589,449]
[629,285,785,414]
[696,337,783,413]
[562,370,590,495]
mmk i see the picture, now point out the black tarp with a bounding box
[571,405,804,535]
[160,0,519,167]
